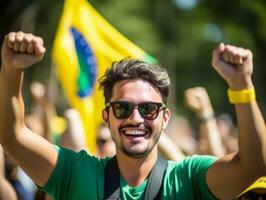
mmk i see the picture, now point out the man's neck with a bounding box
[116,147,158,187]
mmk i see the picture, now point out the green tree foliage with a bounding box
[0,0,265,118]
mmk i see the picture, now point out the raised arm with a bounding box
[206,43,266,199]
[184,87,226,157]
[60,108,88,152]
[29,81,53,141]
[158,131,185,161]
[0,32,58,187]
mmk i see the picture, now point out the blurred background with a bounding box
[0,0,265,124]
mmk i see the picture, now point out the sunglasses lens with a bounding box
[96,139,107,145]
[112,102,132,119]
[139,103,160,119]
[108,102,165,119]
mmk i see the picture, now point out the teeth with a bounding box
[124,130,146,136]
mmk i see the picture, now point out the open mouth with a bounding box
[122,129,147,137]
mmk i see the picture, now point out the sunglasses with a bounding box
[240,192,266,200]
[105,101,167,120]
[96,138,110,146]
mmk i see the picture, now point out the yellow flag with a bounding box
[52,0,157,153]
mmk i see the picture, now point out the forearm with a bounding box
[42,102,53,141]
[196,100,225,157]
[0,67,25,143]
[236,101,266,174]
[158,133,185,161]
[61,109,87,151]
[199,117,226,157]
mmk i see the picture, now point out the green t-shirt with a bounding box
[43,147,217,200]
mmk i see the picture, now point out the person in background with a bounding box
[158,130,186,161]
[95,123,116,158]
[4,149,33,200]
[28,82,87,152]
[184,86,226,157]
[164,115,197,156]
[216,113,238,154]
[60,108,88,152]
[237,177,266,200]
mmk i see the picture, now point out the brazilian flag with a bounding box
[52,0,157,153]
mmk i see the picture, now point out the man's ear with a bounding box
[102,109,109,123]
[162,108,171,130]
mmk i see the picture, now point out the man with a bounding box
[0,31,265,199]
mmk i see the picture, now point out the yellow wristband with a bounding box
[227,87,256,104]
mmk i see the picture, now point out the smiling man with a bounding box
[0,31,265,200]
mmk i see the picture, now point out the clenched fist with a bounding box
[1,31,46,71]
[212,43,253,90]
[184,87,214,119]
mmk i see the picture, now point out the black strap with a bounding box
[104,156,121,200]
[144,155,167,200]
[104,155,167,200]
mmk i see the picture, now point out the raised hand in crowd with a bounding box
[184,86,225,157]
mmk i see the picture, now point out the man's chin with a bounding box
[121,146,151,158]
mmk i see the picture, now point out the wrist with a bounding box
[198,114,215,124]
[228,77,253,90]
[227,87,256,104]
[196,107,214,120]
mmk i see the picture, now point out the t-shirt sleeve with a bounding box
[41,146,102,199]
[184,155,217,199]
[41,146,76,199]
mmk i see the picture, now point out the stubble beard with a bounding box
[118,130,162,158]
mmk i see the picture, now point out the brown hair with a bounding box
[99,58,170,104]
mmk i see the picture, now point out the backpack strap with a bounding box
[144,155,167,200]
[104,156,121,200]
[104,155,167,200]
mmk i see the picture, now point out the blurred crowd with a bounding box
[0,81,265,200]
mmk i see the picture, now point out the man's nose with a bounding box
[128,107,144,123]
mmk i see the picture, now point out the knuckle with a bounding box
[247,49,252,56]
[37,37,43,43]
[23,35,32,43]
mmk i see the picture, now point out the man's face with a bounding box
[103,79,171,158]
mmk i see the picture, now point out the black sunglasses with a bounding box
[240,191,266,200]
[96,138,108,146]
[105,101,167,120]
